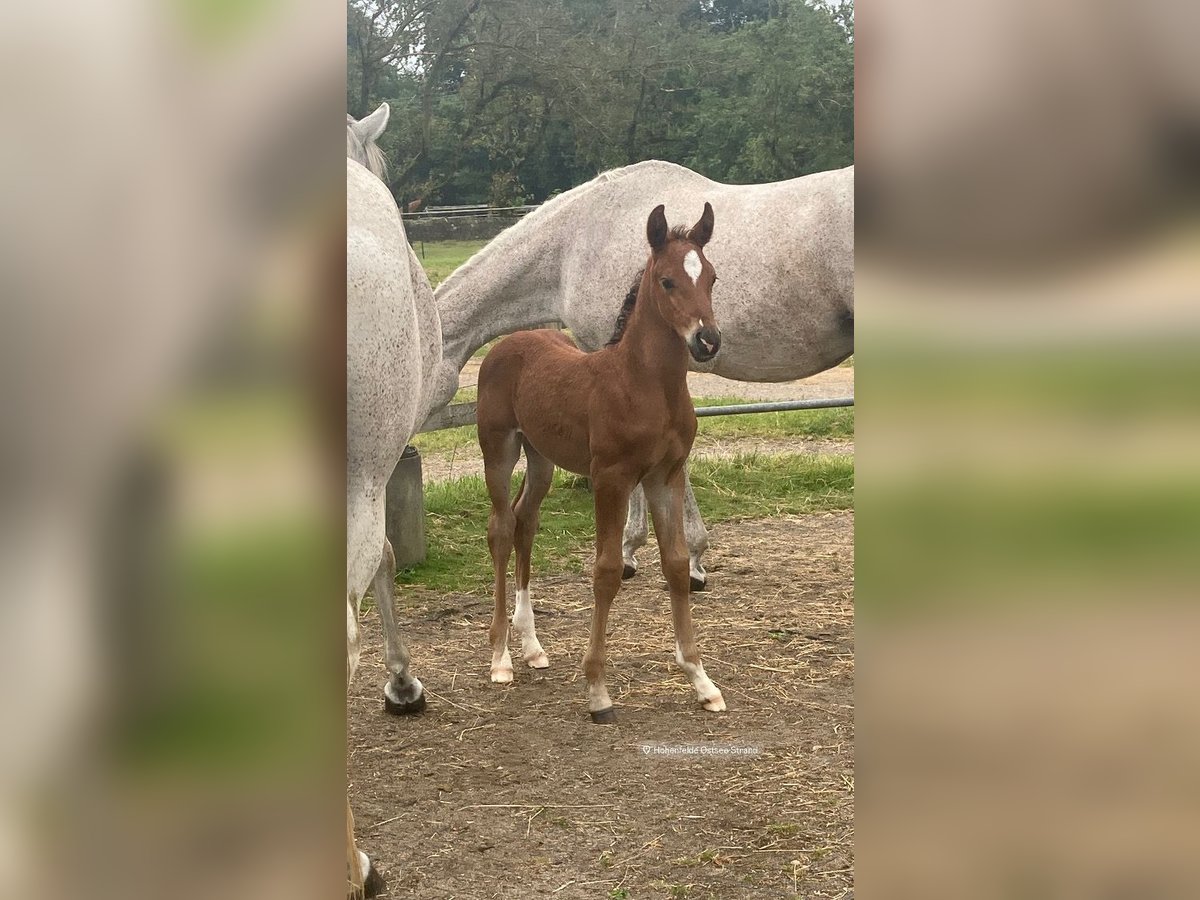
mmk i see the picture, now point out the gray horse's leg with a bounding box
[374,539,426,715]
[621,485,649,580]
[682,471,710,591]
[624,470,710,591]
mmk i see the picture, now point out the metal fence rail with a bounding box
[418,395,853,434]
[695,397,853,417]
[403,203,541,220]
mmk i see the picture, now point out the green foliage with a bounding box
[348,0,853,206]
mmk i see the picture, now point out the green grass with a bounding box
[693,397,853,440]
[412,238,490,288]
[398,452,852,592]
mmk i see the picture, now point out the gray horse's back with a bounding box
[560,163,853,380]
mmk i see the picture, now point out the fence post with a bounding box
[386,445,426,567]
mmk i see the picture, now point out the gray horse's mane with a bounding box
[435,159,692,296]
[347,117,387,180]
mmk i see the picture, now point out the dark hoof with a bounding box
[363,864,386,898]
[590,706,618,725]
[383,689,426,716]
[622,564,637,580]
[690,576,708,592]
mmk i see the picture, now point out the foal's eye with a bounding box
[660,277,675,290]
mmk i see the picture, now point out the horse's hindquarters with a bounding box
[479,333,596,477]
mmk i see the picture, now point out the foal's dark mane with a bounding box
[605,227,694,347]
[606,268,644,347]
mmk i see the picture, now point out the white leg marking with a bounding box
[675,642,725,712]
[346,599,361,681]
[491,624,514,683]
[513,588,549,668]
[587,680,613,713]
[683,249,702,284]
[356,850,371,883]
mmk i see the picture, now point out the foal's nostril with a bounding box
[690,327,721,360]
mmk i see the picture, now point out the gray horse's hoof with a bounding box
[690,575,708,592]
[590,706,618,724]
[622,564,637,580]
[383,689,426,716]
[363,863,386,898]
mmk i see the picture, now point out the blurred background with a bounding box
[2,0,1198,897]
[1,0,344,897]
[856,0,1200,895]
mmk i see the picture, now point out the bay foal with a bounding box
[477,203,725,723]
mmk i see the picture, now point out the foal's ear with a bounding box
[647,204,668,251]
[688,201,714,248]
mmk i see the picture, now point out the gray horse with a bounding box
[346,103,440,895]
[430,161,853,587]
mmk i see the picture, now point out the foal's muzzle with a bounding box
[689,326,722,362]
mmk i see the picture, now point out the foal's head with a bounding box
[646,202,721,362]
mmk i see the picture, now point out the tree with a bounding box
[346,0,853,203]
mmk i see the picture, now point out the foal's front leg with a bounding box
[645,472,725,712]
[584,470,636,723]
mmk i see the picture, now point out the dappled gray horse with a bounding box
[431,161,853,587]
[346,103,442,896]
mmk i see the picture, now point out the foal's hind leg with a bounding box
[482,429,521,683]
[512,440,554,668]
[374,539,426,713]
[645,470,725,712]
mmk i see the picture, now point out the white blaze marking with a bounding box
[683,250,702,284]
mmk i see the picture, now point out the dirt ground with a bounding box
[349,512,854,899]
